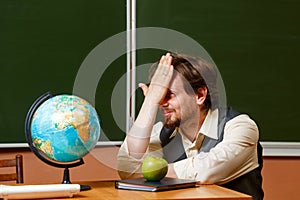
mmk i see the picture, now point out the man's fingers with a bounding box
[151,53,173,88]
[160,53,171,66]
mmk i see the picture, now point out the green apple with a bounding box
[142,156,168,181]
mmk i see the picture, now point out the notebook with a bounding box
[115,177,198,192]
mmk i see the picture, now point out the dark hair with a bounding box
[149,53,218,110]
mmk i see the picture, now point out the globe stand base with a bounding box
[62,167,91,191]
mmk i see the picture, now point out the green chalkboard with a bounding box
[1,0,300,144]
[135,0,300,142]
[0,0,127,143]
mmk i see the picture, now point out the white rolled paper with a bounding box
[0,184,80,199]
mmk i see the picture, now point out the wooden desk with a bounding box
[67,181,252,200]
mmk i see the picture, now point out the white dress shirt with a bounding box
[117,109,259,184]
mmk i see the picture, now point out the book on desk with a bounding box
[115,177,198,192]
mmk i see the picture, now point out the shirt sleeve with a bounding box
[117,122,164,179]
[173,114,260,184]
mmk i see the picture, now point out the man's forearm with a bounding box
[126,97,159,159]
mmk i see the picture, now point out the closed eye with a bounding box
[165,90,175,99]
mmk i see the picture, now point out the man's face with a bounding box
[159,73,200,129]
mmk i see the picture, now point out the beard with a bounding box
[163,114,181,130]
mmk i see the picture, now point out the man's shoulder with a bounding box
[218,106,258,133]
[219,106,255,122]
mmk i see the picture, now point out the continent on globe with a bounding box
[33,138,54,160]
[51,97,91,143]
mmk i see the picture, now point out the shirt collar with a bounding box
[175,108,219,146]
[199,108,219,140]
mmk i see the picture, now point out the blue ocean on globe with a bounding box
[30,95,100,162]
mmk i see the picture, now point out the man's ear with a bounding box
[196,87,207,105]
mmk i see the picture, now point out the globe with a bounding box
[25,92,100,188]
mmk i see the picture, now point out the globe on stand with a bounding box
[25,92,101,191]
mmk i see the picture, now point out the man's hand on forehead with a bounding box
[138,53,174,105]
[151,53,174,88]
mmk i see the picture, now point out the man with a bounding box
[117,53,264,200]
